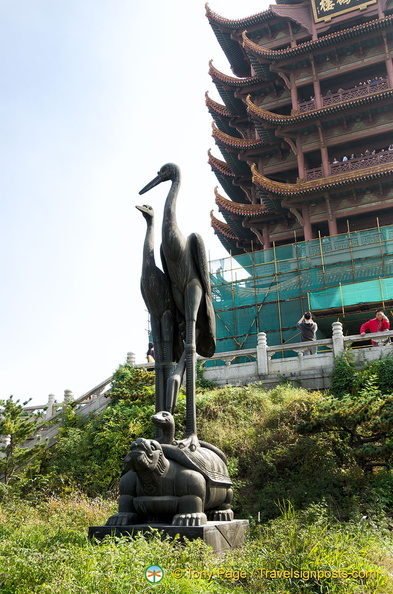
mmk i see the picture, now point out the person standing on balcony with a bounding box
[360,310,390,345]
[146,342,155,362]
[297,312,318,355]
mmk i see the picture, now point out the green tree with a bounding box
[298,379,393,472]
[0,397,47,489]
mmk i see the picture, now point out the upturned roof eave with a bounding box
[251,162,393,196]
[205,92,233,119]
[242,14,393,62]
[205,3,277,76]
[208,151,236,178]
[205,3,275,31]
[212,122,268,150]
[246,89,393,127]
[215,189,274,218]
[210,210,238,239]
[209,60,266,88]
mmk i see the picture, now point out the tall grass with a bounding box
[2,376,393,592]
[0,495,391,594]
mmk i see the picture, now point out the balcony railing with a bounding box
[298,78,388,113]
[305,150,393,181]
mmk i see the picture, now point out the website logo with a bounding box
[145,565,164,584]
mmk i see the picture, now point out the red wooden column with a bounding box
[296,138,306,179]
[262,224,271,250]
[302,204,313,240]
[290,73,299,111]
[317,124,330,177]
[325,194,338,236]
[383,33,393,88]
[310,59,323,109]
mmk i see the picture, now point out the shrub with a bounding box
[0,397,47,493]
[109,364,155,404]
[330,352,356,397]
[38,399,155,497]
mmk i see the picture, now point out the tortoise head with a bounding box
[125,437,163,472]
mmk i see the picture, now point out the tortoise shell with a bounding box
[162,443,232,487]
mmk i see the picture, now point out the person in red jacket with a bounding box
[360,310,390,345]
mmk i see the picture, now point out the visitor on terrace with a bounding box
[146,342,155,362]
[360,310,390,346]
[296,312,318,355]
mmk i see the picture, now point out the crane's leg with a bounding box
[161,309,175,408]
[178,281,203,451]
[166,349,186,414]
[150,318,165,441]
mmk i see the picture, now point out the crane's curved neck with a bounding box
[143,217,155,264]
[163,169,181,235]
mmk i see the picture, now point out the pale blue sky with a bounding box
[0,0,270,406]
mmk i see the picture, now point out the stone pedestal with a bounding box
[88,519,249,553]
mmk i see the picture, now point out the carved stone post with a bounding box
[332,321,344,357]
[257,332,268,376]
[45,394,55,420]
[127,352,136,366]
[63,389,73,411]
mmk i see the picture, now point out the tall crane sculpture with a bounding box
[139,163,216,450]
[135,203,183,417]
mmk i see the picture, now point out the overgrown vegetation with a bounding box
[330,351,393,398]
[0,495,391,593]
[0,397,46,491]
[0,356,393,592]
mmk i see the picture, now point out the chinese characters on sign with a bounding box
[311,0,377,22]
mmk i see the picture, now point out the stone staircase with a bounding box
[21,375,114,451]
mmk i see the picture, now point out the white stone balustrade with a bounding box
[201,324,393,389]
[20,324,393,426]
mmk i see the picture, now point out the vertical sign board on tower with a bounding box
[311,0,377,22]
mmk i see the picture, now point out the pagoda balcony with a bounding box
[298,78,388,113]
[305,150,393,181]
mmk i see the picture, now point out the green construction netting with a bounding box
[210,225,393,352]
[309,277,393,311]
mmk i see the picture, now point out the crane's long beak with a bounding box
[139,173,163,195]
[135,204,150,215]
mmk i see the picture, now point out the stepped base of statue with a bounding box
[88,518,249,552]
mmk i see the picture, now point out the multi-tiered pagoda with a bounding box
[206,0,393,255]
[206,0,393,351]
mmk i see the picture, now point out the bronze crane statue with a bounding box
[139,164,216,451]
[135,204,183,418]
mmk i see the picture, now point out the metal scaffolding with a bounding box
[209,223,393,355]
